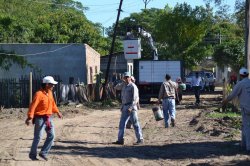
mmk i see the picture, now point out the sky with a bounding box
[77,0,236,28]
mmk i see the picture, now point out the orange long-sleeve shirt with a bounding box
[27,89,59,119]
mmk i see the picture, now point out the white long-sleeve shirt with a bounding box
[191,76,202,87]
[226,77,250,110]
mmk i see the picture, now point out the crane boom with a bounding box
[138,28,158,60]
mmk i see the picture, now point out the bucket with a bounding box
[179,83,186,91]
[152,106,164,121]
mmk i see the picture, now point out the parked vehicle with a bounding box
[134,60,183,102]
[203,71,216,91]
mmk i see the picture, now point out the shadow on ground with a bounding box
[52,140,244,160]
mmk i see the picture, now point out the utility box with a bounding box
[123,39,141,60]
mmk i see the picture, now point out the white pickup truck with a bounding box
[185,71,215,91]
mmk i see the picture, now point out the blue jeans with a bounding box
[162,98,176,128]
[118,105,143,142]
[241,109,250,151]
[29,116,55,157]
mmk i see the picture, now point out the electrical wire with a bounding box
[0,44,75,57]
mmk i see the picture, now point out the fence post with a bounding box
[29,72,32,104]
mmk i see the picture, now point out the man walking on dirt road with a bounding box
[222,68,250,153]
[113,72,143,145]
[158,74,178,128]
[25,76,63,161]
[191,72,203,105]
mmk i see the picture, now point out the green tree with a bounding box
[106,8,165,59]
[213,40,244,71]
[211,21,244,71]
[208,0,244,71]
[0,0,109,55]
[154,3,213,69]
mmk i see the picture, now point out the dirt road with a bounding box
[0,89,250,166]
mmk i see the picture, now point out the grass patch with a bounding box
[207,111,241,118]
[84,99,120,109]
[206,111,241,130]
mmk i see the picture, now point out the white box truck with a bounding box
[134,60,183,102]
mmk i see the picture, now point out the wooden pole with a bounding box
[29,72,32,104]
[102,0,124,100]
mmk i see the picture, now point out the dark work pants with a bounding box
[193,86,201,104]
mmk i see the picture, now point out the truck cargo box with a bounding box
[134,60,183,102]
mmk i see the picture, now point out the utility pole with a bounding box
[246,0,250,73]
[102,0,123,100]
[143,0,152,9]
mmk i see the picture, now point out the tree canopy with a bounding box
[0,0,110,54]
[0,0,245,71]
[107,1,244,70]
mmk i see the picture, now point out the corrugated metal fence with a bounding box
[0,74,117,108]
[0,76,60,108]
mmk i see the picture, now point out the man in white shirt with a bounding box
[222,67,250,153]
[113,72,143,145]
[191,72,202,105]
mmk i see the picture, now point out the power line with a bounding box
[0,44,75,57]
[101,16,117,26]
[85,1,140,14]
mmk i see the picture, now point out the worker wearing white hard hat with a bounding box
[222,67,250,153]
[25,76,62,161]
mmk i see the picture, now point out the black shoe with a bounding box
[171,119,175,127]
[39,153,48,161]
[134,139,144,145]
[112,140,124,145]
[29,154,39,161]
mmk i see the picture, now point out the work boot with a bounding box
[112,139,124,145]
[29,154,39,161]
[134,139,144,145]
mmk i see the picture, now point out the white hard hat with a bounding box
[42,76,58,84]
[239,68,249,75]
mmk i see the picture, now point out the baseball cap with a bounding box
[239,68,249,75]
[124,72,131,77]
[42,76,58,84]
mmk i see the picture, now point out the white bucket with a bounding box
[152,106,164,121]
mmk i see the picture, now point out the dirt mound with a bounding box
[190,109,241,140]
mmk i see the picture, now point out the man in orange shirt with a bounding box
[25,76,63,161]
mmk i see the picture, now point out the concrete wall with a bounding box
[0,43,100,84]
[85,44,100,84]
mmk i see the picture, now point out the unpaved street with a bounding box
[0,88,250,166]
